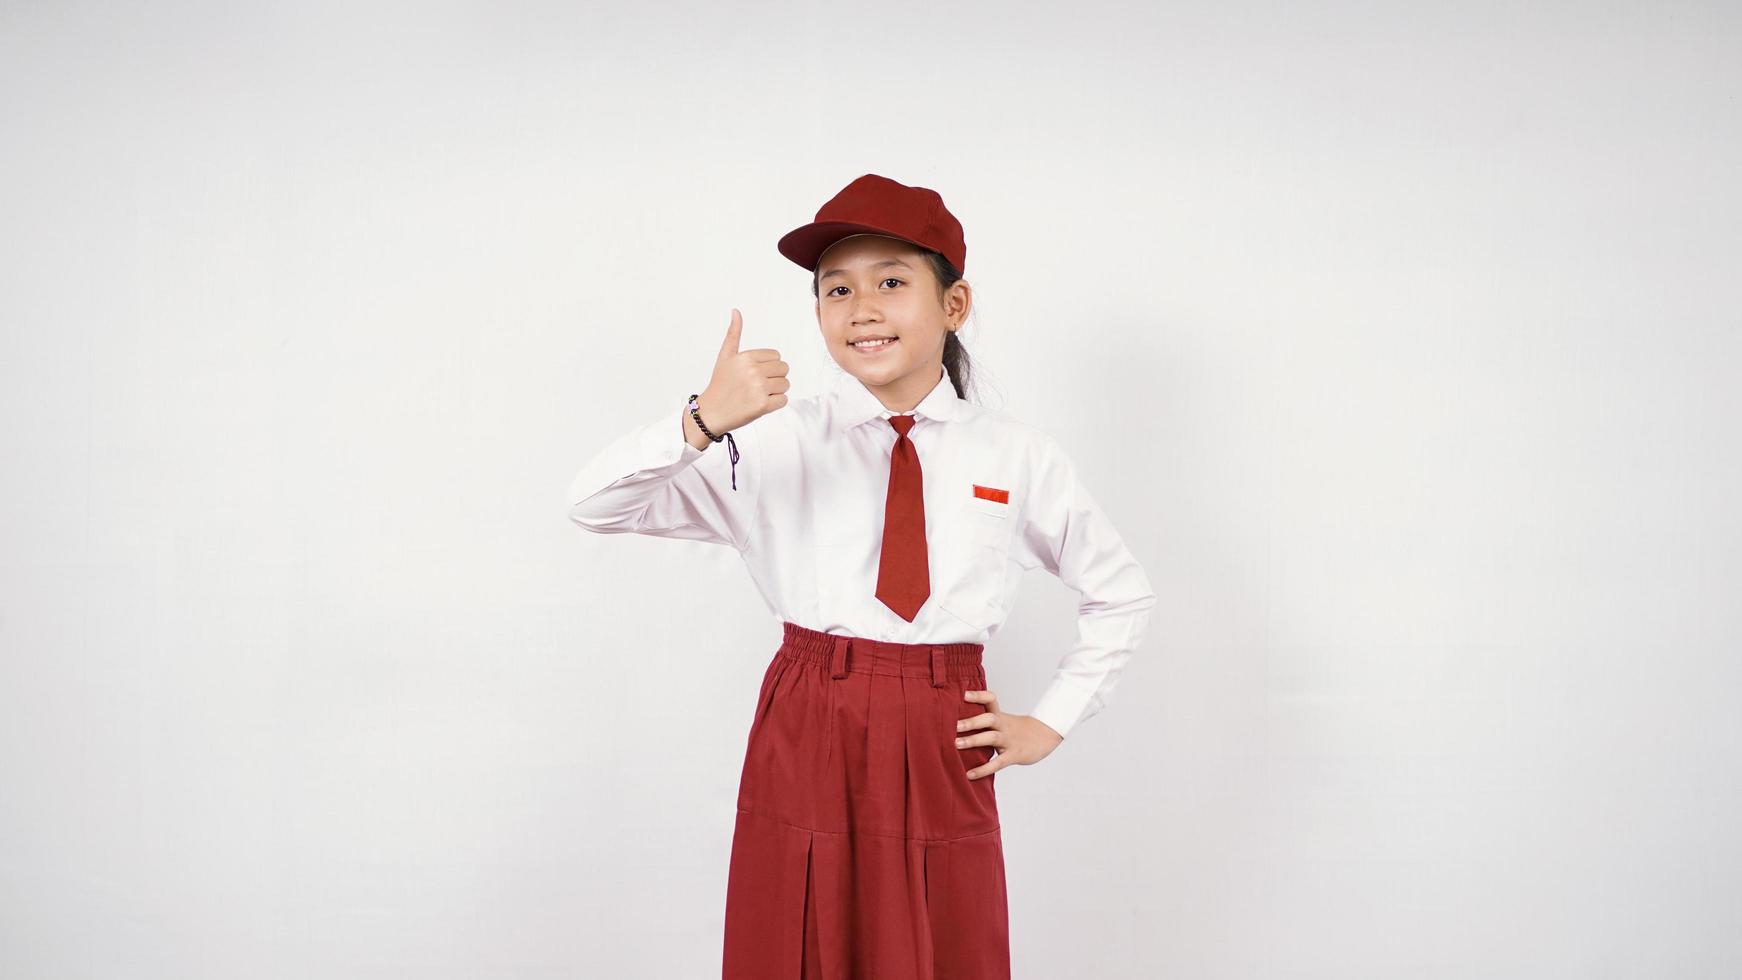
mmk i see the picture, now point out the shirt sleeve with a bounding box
[1012,433,1158,740]
[565,404,760,552]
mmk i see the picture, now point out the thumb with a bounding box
[717,308,742,362]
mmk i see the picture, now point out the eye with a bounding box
[824,278,902,297]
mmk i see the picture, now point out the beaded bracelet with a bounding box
[686,393,740,490]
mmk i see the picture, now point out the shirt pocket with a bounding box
[938,494,1015,630]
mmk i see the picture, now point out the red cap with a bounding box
[777,174,967,275]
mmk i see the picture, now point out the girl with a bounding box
[567,173,1157,979]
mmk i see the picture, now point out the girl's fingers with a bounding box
[955,711,998,732]
[964,689,1000,711]
[955,730,1004,750]
[967,751,1013,780]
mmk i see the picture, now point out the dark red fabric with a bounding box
[876,415,930,622]
[775,173,970,275]
[723,622,1010,979]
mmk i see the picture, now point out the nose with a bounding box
[849,293,882,327]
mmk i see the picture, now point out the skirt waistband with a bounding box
[779,621,984,686]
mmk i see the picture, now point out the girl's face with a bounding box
[814,234,971,407]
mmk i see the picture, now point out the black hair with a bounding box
[811,248,974,401]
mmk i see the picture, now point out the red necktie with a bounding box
[875,414,930,621]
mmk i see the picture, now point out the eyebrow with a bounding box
[818,258,913,282]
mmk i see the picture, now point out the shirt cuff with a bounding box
[658,408,706,462]
[621,407,710,479]
[1027,678,1102,741]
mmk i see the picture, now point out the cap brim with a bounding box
[776,221,925,273]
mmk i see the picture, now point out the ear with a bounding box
[946,279,972,324]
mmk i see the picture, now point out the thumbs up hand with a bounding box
[696,308,790,437]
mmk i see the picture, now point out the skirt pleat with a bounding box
[723,621,1011,979]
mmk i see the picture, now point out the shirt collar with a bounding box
[832,366,965,434]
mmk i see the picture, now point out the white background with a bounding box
[2,1,1738,977]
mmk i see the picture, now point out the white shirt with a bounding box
[565,367,1157,740]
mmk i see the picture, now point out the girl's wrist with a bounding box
[681,408,713,451]
[685,392,742,490]
[687,392,727,442]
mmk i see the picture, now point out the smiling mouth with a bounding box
[850,337,898,351]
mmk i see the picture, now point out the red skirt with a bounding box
[723,621,1010,979]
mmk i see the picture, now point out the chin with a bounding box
[855,361,910,385]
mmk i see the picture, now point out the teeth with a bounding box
[852,337,896,348]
